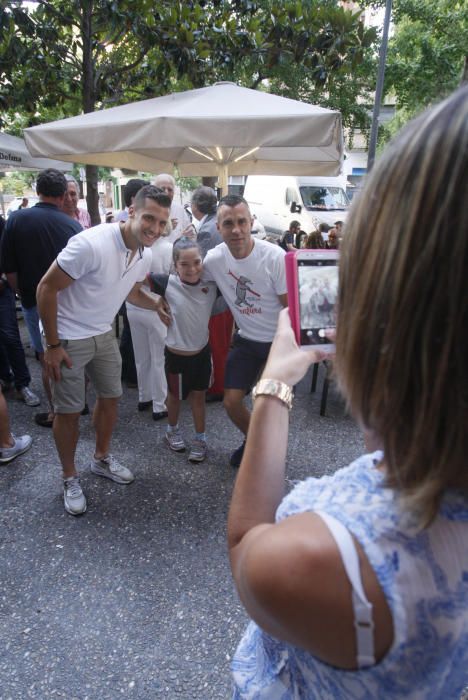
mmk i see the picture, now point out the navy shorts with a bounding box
[224,333,272,392]
[165,344,212,400]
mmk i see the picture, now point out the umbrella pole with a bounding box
[218,164,229,197]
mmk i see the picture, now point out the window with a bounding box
[299,186,350,211]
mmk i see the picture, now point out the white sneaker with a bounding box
[17,386,40,407]
[188,439,207,463]
[165,429,186,452]
[0,434,33,464]
[90,454,134,484]
[63,476,87,515]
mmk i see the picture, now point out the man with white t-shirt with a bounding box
[203,195,287,467]
[37,186,171,515]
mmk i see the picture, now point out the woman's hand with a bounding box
[262,308,331,387]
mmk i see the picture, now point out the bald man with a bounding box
[153,173,192,243]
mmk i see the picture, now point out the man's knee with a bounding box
[223,389,245,414]
[94,396,120,412]
[54,411,80,425]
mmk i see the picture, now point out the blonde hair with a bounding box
[335,86,468,525]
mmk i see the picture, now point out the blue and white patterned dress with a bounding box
[232,451,468,699]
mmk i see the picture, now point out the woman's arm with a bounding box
[227,309,393,666]
[228,309,323,550]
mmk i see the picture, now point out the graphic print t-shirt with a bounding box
[203,239,286,342]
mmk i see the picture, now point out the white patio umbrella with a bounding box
[0,132,72,215]
[24,82,344,193]
[0,131,72,172]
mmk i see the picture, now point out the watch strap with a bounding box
[252,378,293,410]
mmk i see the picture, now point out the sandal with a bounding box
[35,412,54,428]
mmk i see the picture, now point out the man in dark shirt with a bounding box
[280,220,300,251]
[0,215,40,406]
[0,169,82,426]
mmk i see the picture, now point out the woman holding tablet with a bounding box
[227,86,468,699]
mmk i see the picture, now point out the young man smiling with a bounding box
[37,186,171,515]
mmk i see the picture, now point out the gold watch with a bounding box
[252,378,293,410]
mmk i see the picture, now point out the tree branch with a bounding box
[30,0,79,29]
[95,49,150,84]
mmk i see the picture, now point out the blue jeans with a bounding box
[21,304,44,355]
[0,285,31,389]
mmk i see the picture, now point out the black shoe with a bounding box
[229,440,246,468]
[80,403,90,416]
[35,412,54,428]
[206,393,224,403]
[138,400,152,412]
[153,410,168,421]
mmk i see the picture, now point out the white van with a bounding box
[243,175,350,238]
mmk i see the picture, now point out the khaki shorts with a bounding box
[52,330,122,414]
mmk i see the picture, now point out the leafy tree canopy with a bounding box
[0,0,378,219]
[385,0,467,115]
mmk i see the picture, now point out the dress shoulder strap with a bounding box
[315,510,376,668]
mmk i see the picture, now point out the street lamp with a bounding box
[367,0,393,172]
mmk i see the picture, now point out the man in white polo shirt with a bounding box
[203,195,287,467]
[37,185,171,515]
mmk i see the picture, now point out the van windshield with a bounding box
[300,186,349,211]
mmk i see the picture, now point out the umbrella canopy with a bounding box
[0,131,72,172]
[24,83,344,188]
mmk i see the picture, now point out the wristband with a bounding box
[46,341,61,349]
[252,378,293,410]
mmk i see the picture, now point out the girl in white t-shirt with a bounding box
[148,238,223,463]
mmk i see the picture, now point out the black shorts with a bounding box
[165,344,212,400]
[224,333,272,392]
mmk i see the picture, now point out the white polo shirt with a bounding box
[55,223,151,339]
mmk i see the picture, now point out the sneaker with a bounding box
[188,439,207,463]
[138,400,152,412]
[0,434,33,464]
[63,476,87,515]
[165,429,186,452]
[17,386,40,407]
[90,454,135,484]
[229,440,246,468]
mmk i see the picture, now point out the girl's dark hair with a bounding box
[172,237,202,263]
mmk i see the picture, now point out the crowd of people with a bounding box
[280,219,342,251]
[0,85,466,697]
[0,171,287,514]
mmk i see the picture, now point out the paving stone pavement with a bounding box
[0,328,364,699]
